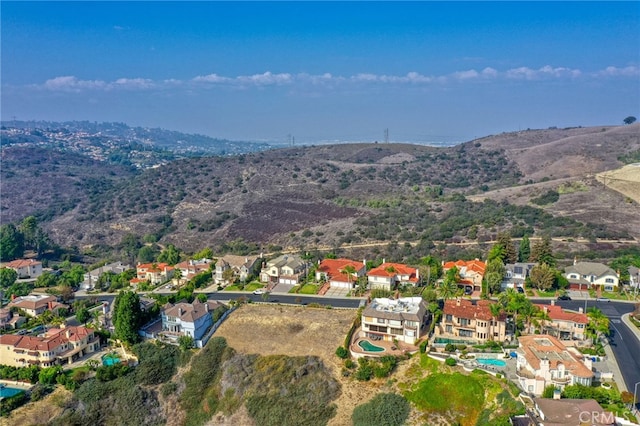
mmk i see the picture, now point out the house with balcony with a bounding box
[7,294,67,317]
[260,254,308,286]
[360,297,428,344]
[81,261,131,290]
[136,262,175,285]
[564,261,619,292]
[629,266,639,290]
[515,334,594,396]
[534,302,588,342]
[530,398,615,426]
[161,300,221,341]
[0,308,25,330]
[174,258,212,283]
[442,259,486,293]
[435,298,508,343]
[0,325,99,367]
[4,259,43,279]
[214,255,261,285]
[315,258,366,289]
[366,263,419,291]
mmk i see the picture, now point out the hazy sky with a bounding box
[2,1,639,144]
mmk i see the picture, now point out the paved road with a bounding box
[534,299,640,409]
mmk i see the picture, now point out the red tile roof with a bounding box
[317,258,364,281]
[443,259,486,275]
[367,263,419,283]
[0,325,94,351]
[4,259,42,269]
[137,263,173,273]
[534,304,588,324]
[518,335,593,378]
[443,298,504,321]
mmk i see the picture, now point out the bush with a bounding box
[335,346,349,359]
[352,393,410,426]
[445,343,456,353]
[445,357,457,367]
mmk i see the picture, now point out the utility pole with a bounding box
[384,128,389,143]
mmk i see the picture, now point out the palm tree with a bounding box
[438,279,458,301]
[488,302,503,341]
[586,307,610,344]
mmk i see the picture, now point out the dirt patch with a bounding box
[213,304,381,426]
[1,387,72,426]
[596,164,640,203]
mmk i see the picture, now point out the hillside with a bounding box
[2,124,638,258]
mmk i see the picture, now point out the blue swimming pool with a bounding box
[102,353,121,366]
[0,385,24,398]
[358,340,385,352]
[477,358,507,367]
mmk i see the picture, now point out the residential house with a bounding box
[174,258,212,282]
[564,261,619,292]
[531,398,615,426]
[315,258,366,289]
[629,266,640,290]
[161,300,221,341]
[504,262,536,290]
[0,308,25,330]
[0,325,99,367]
[367,262,419,291]
[515,334,594,395]
[534,302,588,342]
[136,262,175,285]
[214,255,260,285]
[442,259,486,293]
[81,261,131,290]
[260,254,308,285]
[4,259,43,279]
[436,298,508,343]
[360,297,428,344]
[7,294,68,317]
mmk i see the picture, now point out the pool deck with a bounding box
[350,336,418,358]
[0,379,32,391]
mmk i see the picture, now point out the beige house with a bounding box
[515,335,594,396]
[4,259,43,279]
[366,263,419,291]
[315,258,366,289]
[7,294,67,317]
[214,255,260,285]
[436,298,508,343]
[360,297,428,344]
[136,262,174,285]
[535,302,588,342]
[260,254,308,285]
[0,308,25,330]
[0,325,99,367]
[174,258,212,282]
[564,261,619,292]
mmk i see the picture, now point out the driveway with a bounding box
[323,286,350,297]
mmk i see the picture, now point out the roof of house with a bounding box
[7,294,58,311]
[317,258,364,283]
[217,255,259,270]
[137,263,173,273]
[564,262,617,279]
[163,300,220,324]
[443,298,505,321]
[362,297,427,322]
[443,259,486,275]
[175,259,211,270]
[264,254,306,270]
[535,303,588,324]
[533,398,614,426]
[4,259,42,269]
[367,263,419,283]
[517,335,594,379]
[0,325,94,351]
[87,261,130,276]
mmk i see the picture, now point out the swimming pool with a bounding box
[358,340,385,352]
[102,353,121,366]
[0,385,24,398]
[477,358,506,367]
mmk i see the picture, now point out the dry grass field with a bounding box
[213,304,383,426]
[597,164,640,204]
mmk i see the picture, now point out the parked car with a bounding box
[557,294,571,301]
[253,289,265,295]
[596,297,610,302]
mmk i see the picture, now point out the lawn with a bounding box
[299,284,319,295]
[245,282,265,292]
[223,285,243,291]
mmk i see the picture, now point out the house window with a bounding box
[605,278,614,283]
[377,318,386,324]
[390,328,403,335]
[445,325,452,333]
[445,314,453,323]
[459,329,473,337]
[460,318,470,327]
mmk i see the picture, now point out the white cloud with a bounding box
[595,66,640,77]
[452,69,479,80]
[481,67,498,78]
[506,65,581,80]
[44,76,106,92]
[236,72,293,86]
[111,78,154,90]
[192,73,231,83]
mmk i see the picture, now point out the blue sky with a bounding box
[2,2,639,144]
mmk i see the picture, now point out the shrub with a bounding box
[335,346,349,359]
[445,357,457,367]
[352,393,410,426]
[445,343,455,353]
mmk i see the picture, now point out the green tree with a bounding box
[542,385,558,398]
[485,259,506,294]
[586,307,610,343]
[191,247,213,260]
[439,268,459,301]
[120,233,141,264]
[0,268,18,288]
[623,116,637,125]
[137,245,158,263]
[529,263,556,291]
[113,290,143,345]
[158,244,181,265]
[35,271,59,288]
[518,236,531,263]
[496,232,518,264]
[0,224,24,261]
[178,335,195,351]
[529,236,555,267]
[75,307,91,325]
